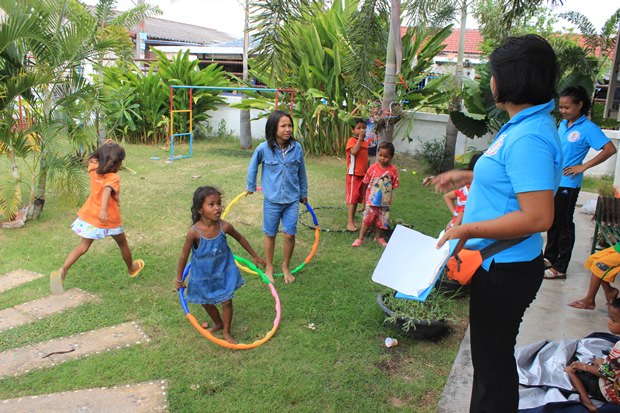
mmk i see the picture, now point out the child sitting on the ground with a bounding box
[345,117,369,231]
[351,142,399,248]
[568,243,620,310]
[564,298,620,412]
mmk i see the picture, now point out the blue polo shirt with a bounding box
[462,100,562,269]
[247,140,308,204]
[558,115,610,188]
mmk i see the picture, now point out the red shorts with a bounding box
[346,174,366,204]
[362,205,389,229]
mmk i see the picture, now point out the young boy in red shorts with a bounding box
[345,118,369,231]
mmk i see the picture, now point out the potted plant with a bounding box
[377,289,458,340]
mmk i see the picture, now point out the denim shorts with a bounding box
[263,199,299,236]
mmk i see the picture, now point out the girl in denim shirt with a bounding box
[247,111,308,284]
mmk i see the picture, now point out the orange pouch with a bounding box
[445,237,528,285]
[446,249,483,285]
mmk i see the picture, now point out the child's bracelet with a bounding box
[175,279,183,283]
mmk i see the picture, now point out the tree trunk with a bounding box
[239,0,252,149]
[27,156,47,220]
[442,1,468,171]
[379,0,401,145]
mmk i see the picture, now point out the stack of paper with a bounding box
[371,225,452,301]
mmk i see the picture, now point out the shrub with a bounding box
[415,137,450,174]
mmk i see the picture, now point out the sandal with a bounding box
[50,269,65,295]
[375,237,388,248]
[543,268,566,280]
[128,259,145,278]
[568,300,595,310]
[351,239,363,247]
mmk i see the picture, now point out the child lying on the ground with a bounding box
[568,244,620,310]
[564,298,620,412]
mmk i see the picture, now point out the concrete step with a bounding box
[0,288,100,333]
[0,270,44,294]
[0,321,150,379]
[0,380,168,412]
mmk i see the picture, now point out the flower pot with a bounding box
[434,275,470,297]
[376,293,450,341]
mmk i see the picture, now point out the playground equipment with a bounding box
[168,86,295,161]
[178,256,281,350]
[221,190,320,277]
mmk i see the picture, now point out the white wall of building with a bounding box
[205,99,618,181]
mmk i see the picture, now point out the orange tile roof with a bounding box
[399,27,484,55]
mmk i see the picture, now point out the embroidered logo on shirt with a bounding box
[568,131,581,142]
[485,134,506,156]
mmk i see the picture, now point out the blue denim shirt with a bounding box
[246,141,308,204]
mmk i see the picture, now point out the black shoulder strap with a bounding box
[479,236,529,260]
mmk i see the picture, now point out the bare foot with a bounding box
[347,223,357,232]
[265,265,275,284]
[201,322,209,329]
[568,299,595,310]
[606,287,619,304]
[209,323,223,334]
[283,269,295,284]
[223,332,237,344]
[584,401,597,413]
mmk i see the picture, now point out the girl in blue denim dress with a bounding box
[175,186,265,344]
[246,111,309,284]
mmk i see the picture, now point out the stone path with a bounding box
[0,269,44,293]
[0,288,99,333]
[0,380,169,412]
[0,321,150,379]
[0,269,168,411]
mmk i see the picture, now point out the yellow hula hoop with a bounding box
[222,190,320,277]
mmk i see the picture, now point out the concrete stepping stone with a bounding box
[0,270,44,294]
[0,322,150,379]
[0,380,169,412]
[0,289,100,333]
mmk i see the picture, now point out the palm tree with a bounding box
[558,8,620,80]
[0,0,158,221]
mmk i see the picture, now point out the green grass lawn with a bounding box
[0,138,468,412]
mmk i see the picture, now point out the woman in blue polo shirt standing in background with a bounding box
[430,35,562,412]
[543,86,616,281]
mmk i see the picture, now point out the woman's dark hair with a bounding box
[90,142,126,174]
[489,34,558,105]
[191,186,222,224]
[378,141,395,157]
[265,110,295,152]
[468,152,483,171]
[560,86,591,116]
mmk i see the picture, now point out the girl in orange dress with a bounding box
[50,141,144,294]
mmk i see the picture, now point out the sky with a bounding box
[81,0,618,39]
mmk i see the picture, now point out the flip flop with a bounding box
[128,259,145,278]
[568,300,595,310]
[351,239,363,247]
[543,269,566,280]
[50,269,65,295]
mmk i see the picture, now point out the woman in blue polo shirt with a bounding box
[430,35,561,412]
[543,86,616,280]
